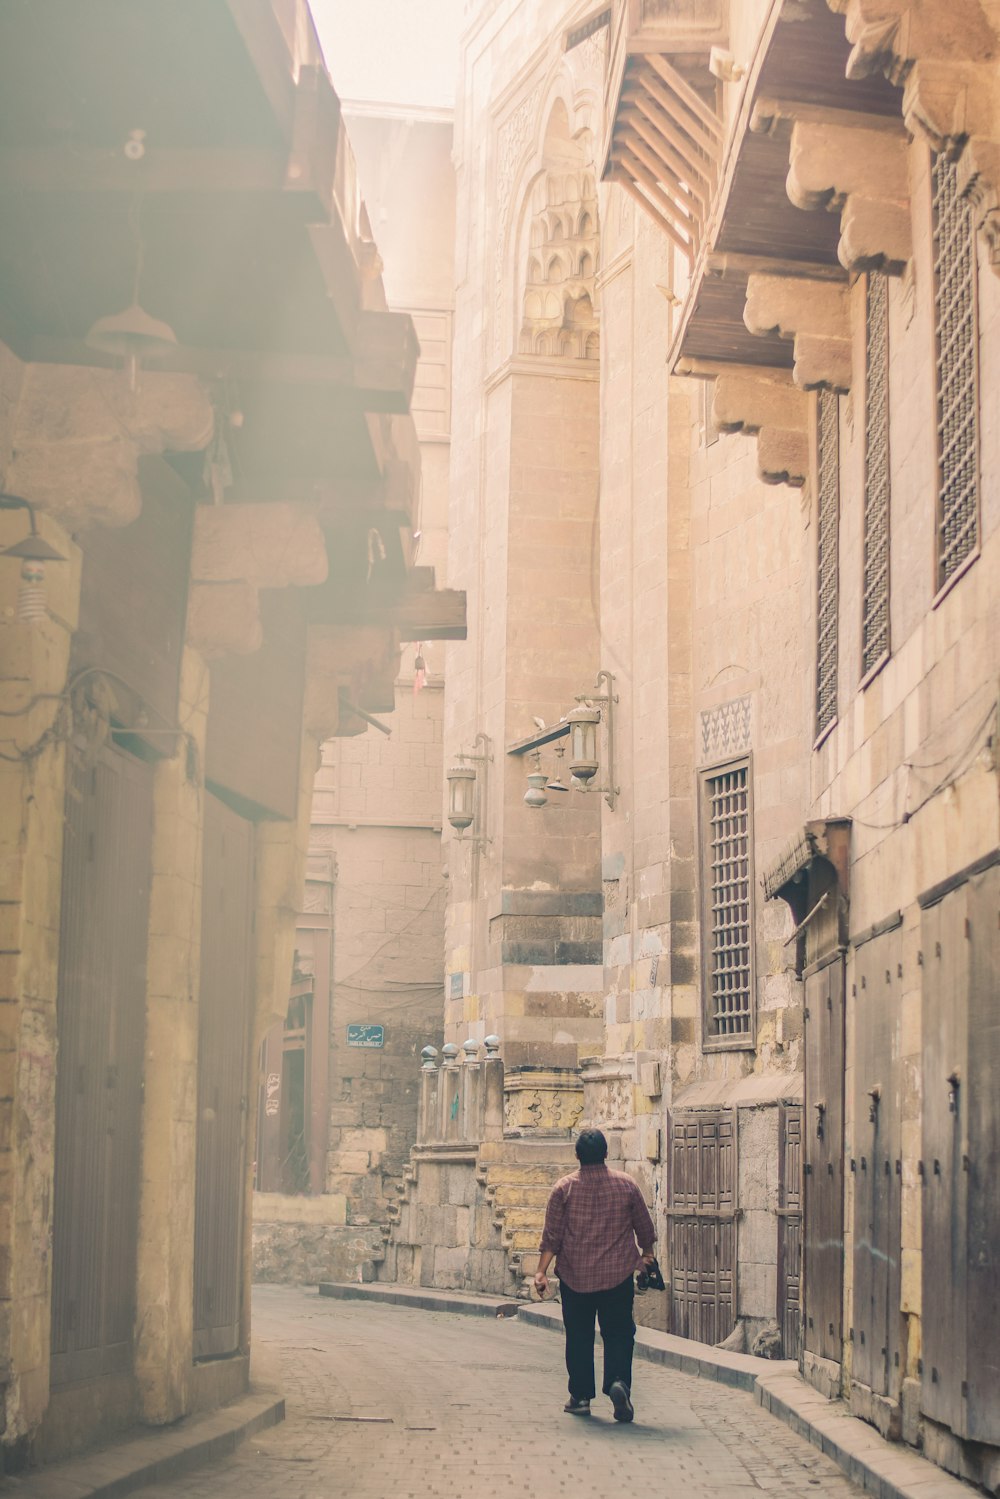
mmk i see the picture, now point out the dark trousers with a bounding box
[560,1274,636,1400]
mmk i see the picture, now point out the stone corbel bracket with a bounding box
[709,367,811,488]
[744,271,853,392]
[5,365,214,529]
[752,97,913,274]
[304,624,401,741]
[187,502,329,660]
[826,0,1000,269]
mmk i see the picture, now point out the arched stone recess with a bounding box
[826,0,1000,270]
[495,60,602,365]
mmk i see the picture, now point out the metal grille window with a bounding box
[702,762,753,1042]
[816,391,840,736]
[862,272,890,677]
[932,153,979,590]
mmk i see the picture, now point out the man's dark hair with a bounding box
[575,1128,608,1165]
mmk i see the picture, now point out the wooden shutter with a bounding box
[851,929,903,1402]
[802,953,845,1363]
[51,744,154,1385]
[668,1110,736,1346]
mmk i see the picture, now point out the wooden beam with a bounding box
[646,53,723,141]
[621,110,709,210]
[625,90,715,189]
[28,308,418,414]
[612,170,693,260]
[390,587,467,641]
[636,65,719,163]
[618,150,697,237]
[619,131,701,220]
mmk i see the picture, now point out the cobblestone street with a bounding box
[141,1287,863,1499]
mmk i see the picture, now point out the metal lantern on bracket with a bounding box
[446,764,477,830]
[566,704,600,782]
[446,732,492,845]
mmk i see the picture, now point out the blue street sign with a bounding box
[347,1024,385,1049]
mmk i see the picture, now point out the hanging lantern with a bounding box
[446,764,477,830]
[85,301,177,392]
[523,768,548,809]
[567,704,600,781]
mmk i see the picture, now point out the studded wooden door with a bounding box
[51,743,154,1385]
[802,953,845,1363]
[667,1111,736,1345]
[851,928,903,1402]
[921,863,1000,1443]
[193,793,255,1359]
[778,1103,803,1362]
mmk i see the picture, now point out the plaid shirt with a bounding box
[539,1163,656,1294]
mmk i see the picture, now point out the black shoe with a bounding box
[609,1381,634,1423]
[564,1397,591,1416]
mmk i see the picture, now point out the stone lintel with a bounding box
[6,365,213,529]
[191,503,329,589]
[744,273,852,391]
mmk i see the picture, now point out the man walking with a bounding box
[534,1128,656,1423]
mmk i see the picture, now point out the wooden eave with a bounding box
[0,1,417,479]
[669,0,901,377]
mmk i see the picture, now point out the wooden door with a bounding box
[921,865,1000,1443]
[51,744,154,1385]
[802,953,845,1363]
[778,1103,803,1362]
[668,1111,736,1345]
[193,793,255,1359]
[851,930,903,1401]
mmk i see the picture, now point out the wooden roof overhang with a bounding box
[670,0,901,378]
[601,0,728,261]
[0,0,418,490]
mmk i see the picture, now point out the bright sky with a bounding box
[310,0,462,109]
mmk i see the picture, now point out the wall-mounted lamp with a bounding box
[0,494,68,625]
[569,670,620,810]
[523,750,549,809]
[447,732,492,845]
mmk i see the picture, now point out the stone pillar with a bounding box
[134,649,209,1425]
[0,508,80,1442]
[482,1038,504,1142]
[418,1047,440,1144]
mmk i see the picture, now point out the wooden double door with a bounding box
[667,1112,736,1345]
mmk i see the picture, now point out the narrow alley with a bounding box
[137,1288,860,1499]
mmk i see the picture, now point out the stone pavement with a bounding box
[138,1285,862,1499]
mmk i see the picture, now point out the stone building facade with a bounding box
[254,103,457,1265]
[379,0,1000,1489]
[0,1,462,1467]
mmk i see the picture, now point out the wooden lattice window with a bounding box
[701,761,754,1045]
[862,272,890,678]
[816,391,840,737]
[932,154,980,591]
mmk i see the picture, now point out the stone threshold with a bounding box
[3,1388,284,1499]
[318,1284,973,1499]
[318,1281,521,1319]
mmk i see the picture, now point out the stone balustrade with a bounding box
[417,1036,504,1147]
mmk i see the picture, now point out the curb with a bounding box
[318,1281,521,1319]
[6,1389,284,1499]
[320,1283,973,1499]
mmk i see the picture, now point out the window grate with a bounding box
[862,273,890,676]
[932,153,979,590]
[816,391,840,736]
[705,764,752,1039]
